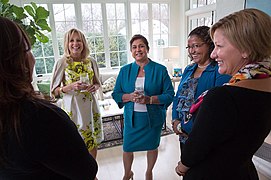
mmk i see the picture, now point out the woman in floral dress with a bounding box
[50,28,104,162]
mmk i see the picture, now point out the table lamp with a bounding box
[163,46,180,75]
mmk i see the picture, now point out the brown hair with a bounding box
[0,17,40,166]
[130,34,150,51]
[64,28,90,60]
[210,8,271,62]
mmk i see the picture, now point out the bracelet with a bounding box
[150,96,153,104]
[59,87,65,94]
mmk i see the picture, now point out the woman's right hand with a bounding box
[69,81,87,91]
[172,120,182,135]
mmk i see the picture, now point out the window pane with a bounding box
[53,4,65,21]
[95,37,105,52]
[152,4,169,48]
[93,21,103,35]
[44,40,54,56]
[140,4,148,20]
[32,42,43,57]
[153,4,160,19]
[45,57,55,73]
[35,58,46,74]
[53,4,76,33]
[132,20,140,35]
[191,0,198,9]
[58,38,64,55]
[207,0,216,4]
[161,4,169,20]
[118,35,127,51]
[108,20,117,34]
[198,0,207,7]
[120,51,128,66]
[116,3,125,19]
[96,53,106,68]
[109,36,118,51]
[110,52,119,67]
[87,37,95,54]
[106,4,116,19]
[131,3,139,19]
[92,4,102,20]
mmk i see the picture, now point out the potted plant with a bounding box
[0,0,51,46]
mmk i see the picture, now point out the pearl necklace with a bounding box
[198,62,211,69]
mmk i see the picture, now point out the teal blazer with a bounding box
[112,59,174,128]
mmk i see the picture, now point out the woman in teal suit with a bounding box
[112,34,174,180]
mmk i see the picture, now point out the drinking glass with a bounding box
[80,73,89,92]
[135,86,144,98]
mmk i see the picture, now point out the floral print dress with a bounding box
[51,57,104,151]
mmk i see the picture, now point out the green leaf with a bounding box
[36,6,49,20]
[0,0,9,5]
[1,0,51,46]
[37,19,51,31]
[30,2,37,10]
[10,5,25,20]
[36,32,49,43]
[24,5,35,18]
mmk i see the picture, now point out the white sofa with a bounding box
[98,70,119,100]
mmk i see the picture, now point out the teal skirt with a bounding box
[123,111,163,152]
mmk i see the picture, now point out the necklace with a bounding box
[197,62,211,69]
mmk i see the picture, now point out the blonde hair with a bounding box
[63,28,90,60]
[210,8,271,62]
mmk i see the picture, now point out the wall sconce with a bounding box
[163,46,180,75]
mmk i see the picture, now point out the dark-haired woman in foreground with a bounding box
[0,17,97,180]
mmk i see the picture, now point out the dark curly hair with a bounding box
[188,26,215,61]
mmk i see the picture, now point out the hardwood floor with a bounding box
[96,105,270,180]
[96,134,182,180]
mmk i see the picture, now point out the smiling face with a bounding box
[68,32,83,59]
[131,39,149,63]
[211,28,249,76]
[187,35,210,65]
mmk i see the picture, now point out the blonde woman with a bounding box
[51,28,104,165]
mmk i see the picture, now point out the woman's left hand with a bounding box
[87,84,98,93]
[134,95,151,104]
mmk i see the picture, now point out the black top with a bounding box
[1,100,98,180]
[182,85,271,180]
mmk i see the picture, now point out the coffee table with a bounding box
[99,99,124,142]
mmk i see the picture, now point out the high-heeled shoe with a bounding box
[122,171,134,180]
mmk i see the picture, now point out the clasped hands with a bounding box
[72,81,97,93]
[130,91,150,104]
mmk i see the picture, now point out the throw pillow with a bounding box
[102,77,116,93]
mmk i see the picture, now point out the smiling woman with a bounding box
[112,34,174,180]
[50,28,104,180]
[171,26,231,155]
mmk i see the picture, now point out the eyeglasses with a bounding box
[186,42,205,50]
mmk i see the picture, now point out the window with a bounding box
[191,0,216,9]
[81,3,106,68]
[106,3,128,68]
[189,12,214,31]
[152,3,169,48]
[24,1,170,76]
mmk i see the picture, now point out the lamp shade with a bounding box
[163,46,180,59]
